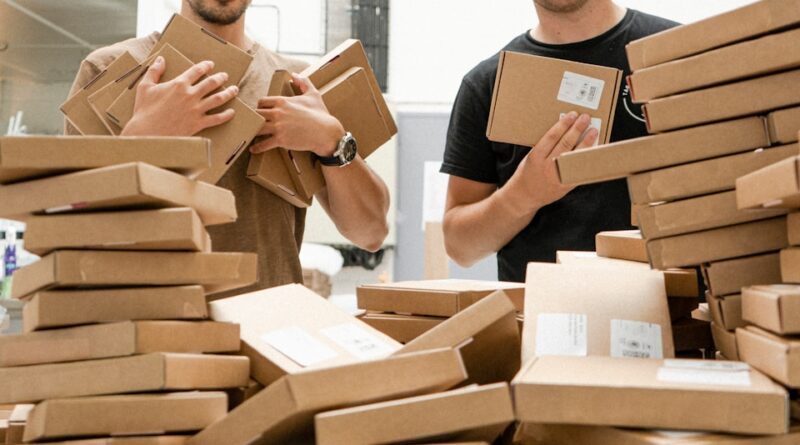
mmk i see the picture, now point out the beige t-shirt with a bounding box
[64,33,310,298]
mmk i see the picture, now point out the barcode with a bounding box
[623,350,651,358]
[588,86,597,102]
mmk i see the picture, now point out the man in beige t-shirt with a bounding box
[65,0,391,297]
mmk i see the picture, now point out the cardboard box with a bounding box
[356,280,525,317]
[625,0,800,72]
[487,52,621,147]
[522,263,673,364]
[595,230,648,262]
[743,285,800,335]
[738,156,800,210]
[768,106,800,145]
[225,379,264,411]
[556,116,769,185]
[780,248,800,283]
[23,392,227,442]
[398,290,521,385]
[22,285,207,332]
[692,303,711,323]
[737,326,800,388]
[24,208,210,256]
[314,383,514,445]
[209,283,401,387]
[647,217,788,269]
[513,355,789,434]
[46,438,188,445]
[0,353,249,404]
[671,318,714,352]
[707,293,744,331]
[359,312,445,344]
[712,322,739,361]
[87,53,156,135]
[630,144,800,205]
[703,253,782,297]
[11,250,257,300]
[185,348,467,445]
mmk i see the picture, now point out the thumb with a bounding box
[291,73,315,95]
[141,56,165,86]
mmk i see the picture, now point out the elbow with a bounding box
[343,219,389,253]
[443,217,480,268]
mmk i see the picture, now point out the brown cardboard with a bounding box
[768,106,800,145]
[0,353,249,404]
[208,283,401,387]
[398,290,521,384]
[23,285,207,332]
[707,293,744,331]
[314,383,514,445]
[702,253,782,297]
[186,348,467,445]
[789,213,800,246]
[523,263,673,364]
[513,355,789,434]
[46,438,189,445]
[737,156,800,210]
[556,117,769,185]
[488,51,621,146]
[630,144,800,205]
[672,318,714,352]
[5,404,31,445]
[87,53,156,135]
[23,392,227,442]
[780,248,800,283]
[712,322,739,361]
[225,379,264,410]
[0,162,237,225]
[646,217,788,269]
[356,280,525,317]
[625,0,800,71]
[743,285,800,335]
[595,230,648,262]
[133,321,240,354]
[359,312,445,343]
[692,303,711,323]
[737,326,800,388]
[11,250,257,300]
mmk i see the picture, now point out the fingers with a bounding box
[547,113,593,160]
[576,127,600,151]
[290,73,315,95]
[257,120,275,136]
[178,60,214,86]
[532,112,578,161]
[257,96,286,109]
[140,56,165,86]
[197,108,235,133]
[200,85,239,112]
[194,72,229,97]
[249,137,280,154]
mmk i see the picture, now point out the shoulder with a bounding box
[83,33,158,72]
[627,9,681,38]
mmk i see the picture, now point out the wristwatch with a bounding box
[317,132,358,167]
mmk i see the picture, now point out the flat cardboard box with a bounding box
[702,253,782,297]
[630,144,800,205]
[672,318,714,352]
[738,156,800,210]
[513,355,789,434]
[209,283,401,387]
[23,285,207,332]
[226,379,264,411]
[314,383,514,445]
[359,312,445,344]
[743,285,800,335]
[707,293,744,331]
[780,248,800,283]
[487,51,621,147]
[11,250,257,300]
[23,392,227,442]
[5,404,31,445]
[556,116,769,185]
[356,279,525,317]
[737,326,800,388]
[87,53,156,135]
[712,322,739,361]
[0,162,236,225]
[48,438,188,445]
[769,106,800,145]
[522,263,673,364]
[0,353,249,404]
[24,208,210,256]
[398,290,521,385]
[625,0,800,71]
[595,230,648,262]
[647,217,788,269]
[185,348,467,445]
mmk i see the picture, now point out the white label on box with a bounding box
[657,359,752,387]
[321,323,400,360]
[535,313,588,356]
[261,326,338,367]
[610,319,663,359]
[557,71,605,110]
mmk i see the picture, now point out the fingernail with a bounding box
[154,56,164,66]
[221,72,229,81]
[566,111,578,120]
[205,60,214,69]
[578,114,591,123]
[230,85,239,94]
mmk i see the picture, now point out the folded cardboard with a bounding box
[712,322,739,361]
[5,404,31,445]
[0,136,210,184]
[768,106,800,145]
[186,348,467,445]
[522,263,673,364]
[692,303,711,323]
[513,355,789,434]
[707,293,744,331]
[672,318,714,352]
[23,392,227,442]
[702,253,782,297]
[359,312,445,344]
[47,438,189,445]
[647,217,788,269]
[781,248,800,283]
[556,116,769,185]
[23,285,207,332]
[87,53,156,135]
[630,144,800,205]
[789,213,800,246]
[743,285,800,335]
[314,383,514,445]
[11,250,257,300]
[0,162,237,225]
[595,230,648,262]
[738,156,800,210]
[487,51,621,147]
[0,353,249,404]
[209,283,401,386]
[356,279,524,317]
[737,326,800,388]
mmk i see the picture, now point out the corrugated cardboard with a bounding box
[556,116,769,186]
[702,253,782,297]
[87,53,156,135]
[522,263,673,364]
[487,52,621,146]
[647,217,788,269]
[625,0,800,71]
[359,312,445,343]
[133,321,240,354]
[768,106,800,145]
[737,156,800,210]
[46,438,188,445]
[780,248,800,283]
[356,280,525,317]
[209,283,401,387]
[513,355,789,434]
[630,144,800,205]
[737,326,800,388]
[11,250,257,300]
[707,292,744,331]
[712,322,739,361]
[398,291,521,385]
[23,286,207,332]
[595,230,648,262]
[186,348,467,445]
[672,318,714,352]
[5,404,31,445]
[0,353,249,404]
[743,285,800,335]
[23,392,227,442]
[314,383,514,445]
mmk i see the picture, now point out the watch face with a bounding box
[341,135,358,163]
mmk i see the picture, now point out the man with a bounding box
[65,0,390,296]
[441,0,678,282]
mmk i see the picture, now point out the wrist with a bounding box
[314,119,346,157]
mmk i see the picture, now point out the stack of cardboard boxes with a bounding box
[302,268,333,298]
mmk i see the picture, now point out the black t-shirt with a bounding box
[442,9,679,282]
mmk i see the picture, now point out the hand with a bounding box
[250,73,345,156]
[121,57,239,136]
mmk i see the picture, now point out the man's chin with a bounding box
[188,0,251,25]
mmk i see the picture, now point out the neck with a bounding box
[531,1,626,45]
[179,3,253,50]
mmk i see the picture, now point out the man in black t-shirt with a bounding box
[441,0,678,282]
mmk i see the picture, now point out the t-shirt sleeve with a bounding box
[441,77,499,184]
[63,59,102,135]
